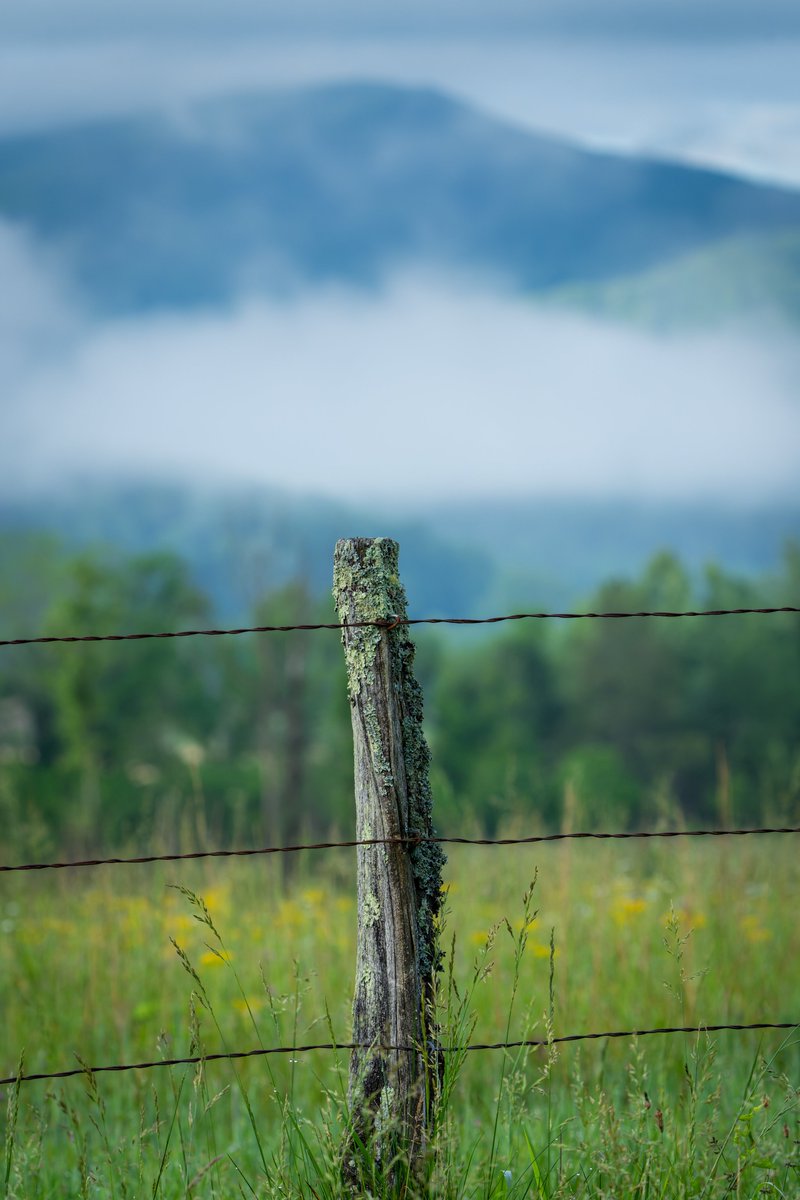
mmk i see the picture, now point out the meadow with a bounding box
[2,836,798,1198]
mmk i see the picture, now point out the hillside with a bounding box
[2,481,798,619]
[0,481,492,620]
[1,82,800,312]
[554,229,800,331]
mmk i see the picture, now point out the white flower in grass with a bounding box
[502,1169,513,1187]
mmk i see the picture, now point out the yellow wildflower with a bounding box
[740,915,772,943]
[233,997,263,1016]
[200,949,231,968]
[613,898,648,926]
[171,914,195,934]
[202,887,230,917]
[275,899,305,929]
[663,908,706,930]
[528,941,559,959]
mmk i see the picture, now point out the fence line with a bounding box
[2,825,799,874]
[3,1023,796,1089]
[1,604,798,649]
[3,558,799,1118]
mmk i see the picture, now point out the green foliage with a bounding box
[46,551,211,773]
[0,534,798,863]
[557,745,639,828]
[431,625,561,832]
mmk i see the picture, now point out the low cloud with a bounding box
[648,102,800,188]
[0,221,80,386]
[3,223,799,505]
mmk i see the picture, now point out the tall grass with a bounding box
[1,838,798,1196]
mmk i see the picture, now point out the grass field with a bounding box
[2,836,799,1197]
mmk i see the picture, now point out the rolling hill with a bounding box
[553,229,800,331]
[1,82,800,313]
[2,481,797,619]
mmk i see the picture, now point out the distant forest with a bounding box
[1,531,798,861]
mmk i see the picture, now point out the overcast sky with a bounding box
[1,1,799,184]
[2,1,799,504]
[3,0,800,37]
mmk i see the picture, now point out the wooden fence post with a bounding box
[333,537,445,1180]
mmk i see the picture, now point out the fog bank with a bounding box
[3,223,798,504]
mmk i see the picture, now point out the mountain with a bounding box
[1,82,800,313]
[2,481,797,619]
[419,497,800,607]
[0,480,493,619]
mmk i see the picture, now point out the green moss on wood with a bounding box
[363,891,381,927]
[334,537,445,1169]
[333,538,445,984]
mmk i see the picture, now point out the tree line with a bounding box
[1,532,798,860]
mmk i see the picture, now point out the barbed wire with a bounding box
[1,605,798,649]
[3,1022,795,1088]
[2,825,799,874]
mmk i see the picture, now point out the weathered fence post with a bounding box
[333,537,445,1181]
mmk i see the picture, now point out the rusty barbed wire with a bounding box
[2,1022,795,1088]
[1,605,798,648]
[2,825,799,873]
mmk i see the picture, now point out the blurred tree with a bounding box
[431,624,562,831]
[2,538,797,857]
[46,551,212,776]
[685,545,800,821]
[556,744,639,828]
[562,553,706,815]
[250,579,353,850]
[0,532,68,764]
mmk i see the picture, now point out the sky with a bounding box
[2,16,799,185]
[2,1,799,504]
[3,0,800,37]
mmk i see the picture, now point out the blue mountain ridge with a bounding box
[1,81,799,313]
[2,480,797,619]
[3,83,798,609]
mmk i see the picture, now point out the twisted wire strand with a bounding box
[2,606,798,648]
[3,1023,795,1088]
[3,825,799,873]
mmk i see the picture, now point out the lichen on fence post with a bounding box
[333,537,446,1182]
